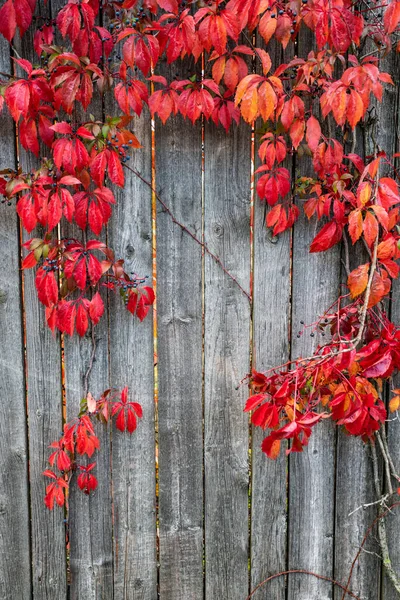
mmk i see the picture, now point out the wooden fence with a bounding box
[0,8,400,600]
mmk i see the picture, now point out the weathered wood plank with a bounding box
[0,40,31,600]
[251,210,290,600]
[16,12,67,598]
[156,110,204,599]
[379,46,400,600]
[203,121,251,599]
[285,20,340,600]
[106,109,157,597]
[250,39,292,599]
[62,64,114,600]
[334,126,381,599]
[334,436,380,600]
[287,211,340,600]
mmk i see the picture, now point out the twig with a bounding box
[341,499,400,600]
[352,234,379,348]
[370,443,400,595]
[124,164,251,302]
[342,231,351,277]
[380,426,400,481]
[348,492,391,517]
[377,431,394,495]
[245,569,361,599]
[83,325,96,398]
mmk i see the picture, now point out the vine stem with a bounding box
[83,325,96,398]
[124,163,251,302]
[351,233,379,348]
[244,569,361,599]
[341,446,400,600]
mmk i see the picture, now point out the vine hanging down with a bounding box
[0,2,399,589]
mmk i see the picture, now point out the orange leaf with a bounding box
[362,211,378,247]
[389,395,400,413]
[348,209,363,244]
[347,263,369,298]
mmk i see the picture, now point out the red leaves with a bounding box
[74,187,116,234]
[44,385,143,508]
[195,3,239,55]
[118,29,160,76]
[0,0,36,42]
[112,387,143,433]
[43,470,68,510]
[256,167,291,206]
[384,0,400,33]
[77,463,98,495]
[348,263,369,299]
[309,221,343,253]
[35,267,59,307]
[126,286,155,321]
[90,149,124,187]
[235,73,283,123]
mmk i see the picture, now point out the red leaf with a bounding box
[89,292,104,325]
[362,350,392,378]
[0,0,16,42]
[310,221,343,253]
[347,263,369,299]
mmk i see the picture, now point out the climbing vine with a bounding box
[0,0,400,591]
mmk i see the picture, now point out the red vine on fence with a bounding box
[0,0,400,587]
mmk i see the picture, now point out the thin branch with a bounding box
[341,499,400,600]
[83,325,96,398]
[124,164,251,302]
[352,234,379,348]
[342,231,351,277]
[370,443,400,595]
[348,492,391,517]
[245,569,361,600]
[377,431,394,495]
[380,426,400,481]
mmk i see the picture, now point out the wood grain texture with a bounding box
[334,436,380,600]
[250,41,292,600]
[251,212,290,600]
[106,106,157,598]
[16,12,68,598]
[155,109,204,599]
[0,39,31,600]
[334,121,381,599]
[287,208,340,600]
[378,46,400,600]
[62,60,114,600]
[203,121,251,599]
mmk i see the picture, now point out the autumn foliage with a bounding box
[0,0,399,508]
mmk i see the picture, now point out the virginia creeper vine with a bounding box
[0,0,400,592]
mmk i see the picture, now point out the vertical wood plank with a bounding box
[63,251,113,600]
[107,108,157,597]
[287,212,340,600]
[251,207,290,600]
[17,11,67,598]
[285,22,340,600]
[334,124,381,598]
[62,70,113,600]
[334,437,380,600]
[250,39,293,599]
[0,40,31,600]
[378,46,400,600]
[203,121,251,599]
[156,110,204,599]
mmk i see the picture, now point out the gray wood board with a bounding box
[203,121,252,599]
[17,10,67,598]
[105,101,157,598]
[0,37,31,600]
[155,109,204,599]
